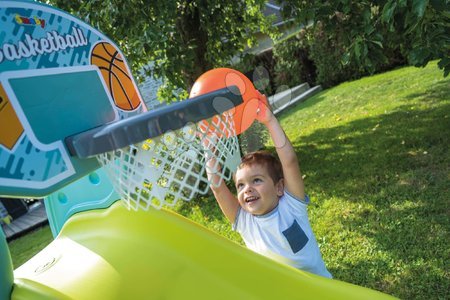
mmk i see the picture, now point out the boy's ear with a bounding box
[276,178,284,196]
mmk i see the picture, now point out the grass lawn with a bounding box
[8,61,449,299]
[7,226,53,268]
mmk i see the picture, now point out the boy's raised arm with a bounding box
[256,97,306,201]
[205,154,240,223]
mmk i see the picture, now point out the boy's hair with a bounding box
[234,150,283,184]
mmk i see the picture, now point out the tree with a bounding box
[279,0,450,77]
[381,0,449,76]
[48,0,276,100]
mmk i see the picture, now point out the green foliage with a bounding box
[381,0,450,76]
[234,52,277,96]
[307,24,366,88]
[280,1,387,74]
[156,80,189,103]
[272,32,316,87]
[279,0,450,80]
[270,1,395,87]
[48,0,276,100]
[238,121,270,154]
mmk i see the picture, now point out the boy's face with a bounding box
[235,163,284,216]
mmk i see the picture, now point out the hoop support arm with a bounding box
[65,86,242,158]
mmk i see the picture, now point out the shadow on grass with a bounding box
[295,89,449,298]
[404,81,450,102]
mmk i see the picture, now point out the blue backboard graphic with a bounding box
[0,1,146,197]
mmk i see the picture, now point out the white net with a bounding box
[96,112,241,211]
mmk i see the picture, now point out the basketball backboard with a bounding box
[0,0,146,197]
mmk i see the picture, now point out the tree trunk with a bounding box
[176,4,212,91]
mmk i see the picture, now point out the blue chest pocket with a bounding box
[282,219,309,253]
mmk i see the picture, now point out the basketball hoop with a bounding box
[64,86,243,210]
[65,67,266,211]
[96,111,240,210]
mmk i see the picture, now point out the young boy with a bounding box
[206,99,332,278]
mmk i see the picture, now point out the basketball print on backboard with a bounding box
[91,42,141,111]
[0,84,23,151]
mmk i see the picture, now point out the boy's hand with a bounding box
[255,93,274,125]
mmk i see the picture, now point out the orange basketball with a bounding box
[190,68,266,136]
[91,42,141,111]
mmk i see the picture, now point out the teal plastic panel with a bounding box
[44,167,120,237]
[0,229,13,300]
[8,68,117,145]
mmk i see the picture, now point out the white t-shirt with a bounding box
[233,191,332,278]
